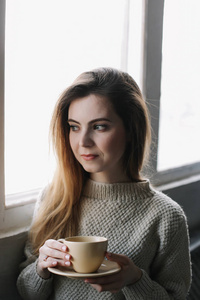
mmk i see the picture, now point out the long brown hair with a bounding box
[30,68,151,254]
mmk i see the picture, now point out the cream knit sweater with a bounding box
[17,179,191,300]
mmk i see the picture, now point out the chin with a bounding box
[81,164,103,174]
[83,168,101,174]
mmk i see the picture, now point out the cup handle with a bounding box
[58,238,65,243]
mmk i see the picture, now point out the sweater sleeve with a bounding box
[16,242,53,300]
[122,217,191,300]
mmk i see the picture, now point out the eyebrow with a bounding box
[67,118,112,124]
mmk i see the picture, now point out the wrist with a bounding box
[36,261,51,280]
[133,267,142,284]
[127,267,142,286]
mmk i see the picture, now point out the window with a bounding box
[143,0,200,185]
[1,0,199,234]
[0,0,143,232]
[158,0,200,171]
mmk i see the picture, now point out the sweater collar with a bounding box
[82,178,155,201]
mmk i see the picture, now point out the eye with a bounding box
[68,124,79,132]
[93,124,108,131]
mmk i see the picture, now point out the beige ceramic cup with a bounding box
[58,236,108,273]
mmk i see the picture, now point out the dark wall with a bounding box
[161,180,200,236]
[0,232,27,300]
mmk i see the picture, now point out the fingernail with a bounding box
[65,261,70,266]
[62,246,67,251]
[52,261,57,266]
[65,254,70,260]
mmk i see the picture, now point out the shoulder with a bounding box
[150,187,186,221]
[146,187,189,246]
[137,181,188,234]
[136,180,186,221]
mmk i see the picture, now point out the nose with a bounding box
[79,130,94,147]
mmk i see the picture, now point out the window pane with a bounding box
[5,0,142,195]
[158,0,200,171]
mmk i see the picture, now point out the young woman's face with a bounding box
[68,94,129,183]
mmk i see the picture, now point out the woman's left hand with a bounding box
[84,252,142,293]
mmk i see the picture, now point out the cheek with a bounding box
[102,131,127,156]
[69,133,77,154]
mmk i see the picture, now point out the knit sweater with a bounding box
[17,179,191,300]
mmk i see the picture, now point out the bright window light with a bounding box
[5,0,143,196]
[158,0,200,171]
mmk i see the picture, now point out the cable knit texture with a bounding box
[17,179,191,300]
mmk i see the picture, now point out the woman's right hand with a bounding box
[37,239,71,279]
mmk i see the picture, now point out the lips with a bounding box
[81,154,98,161]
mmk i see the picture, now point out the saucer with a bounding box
[48,259,121,278]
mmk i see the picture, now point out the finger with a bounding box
[41,255,71,268]
[39,241,71,265]
[37,256,58,273]
[45,239,68,253]
[37,259,58,278]
[41,259,58,268]
[89,284,102,293]
[106,252,129,266]
[42,249,71,265]
[48,257,71,267]
[39,240,66,258]
[42,241,71,261]
[89,282,121,293]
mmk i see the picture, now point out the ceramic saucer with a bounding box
[48,259,121,278]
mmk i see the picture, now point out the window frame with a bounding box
[142,0,200,186]
[0,0,6,233]
[1,0,200,234]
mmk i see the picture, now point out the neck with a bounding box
[90,172,131,184]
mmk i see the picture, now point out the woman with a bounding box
[17,68,191,299]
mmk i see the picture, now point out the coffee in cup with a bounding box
[58,236,108,273]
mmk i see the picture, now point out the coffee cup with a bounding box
[58,236,108,273]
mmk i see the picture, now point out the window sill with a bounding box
[156,174,200,192]
[0,189,40,235]
[0,224,29,239]
[5,188,41,208]
[152,162,200,186]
